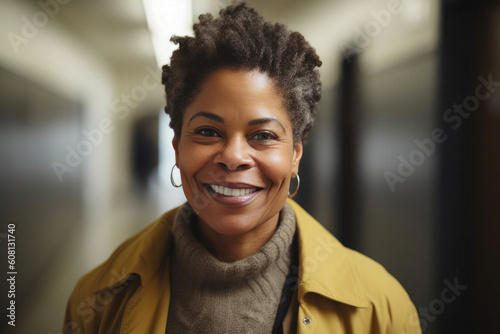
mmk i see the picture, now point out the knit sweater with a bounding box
[165,202,297,334]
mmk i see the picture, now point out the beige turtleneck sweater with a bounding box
[165,202,297,334]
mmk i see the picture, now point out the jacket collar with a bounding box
[288,199,369,308]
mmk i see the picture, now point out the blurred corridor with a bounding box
[1,0,499,333]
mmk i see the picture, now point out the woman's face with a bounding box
[173,68,302,238]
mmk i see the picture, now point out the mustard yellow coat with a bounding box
[63,200,422,333]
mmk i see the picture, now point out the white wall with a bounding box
[0,0,115,252]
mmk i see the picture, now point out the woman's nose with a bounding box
[213,136,254,171]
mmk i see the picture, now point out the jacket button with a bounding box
[302,317,311,325]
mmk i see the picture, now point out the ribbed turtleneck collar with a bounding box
[170,202,296,284]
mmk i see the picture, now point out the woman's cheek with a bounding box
[265,151,293,178]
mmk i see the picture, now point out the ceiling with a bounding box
[22,0,439,94]
[54,0,155,70]
[26,0,327,74]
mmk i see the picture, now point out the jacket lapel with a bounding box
[90,208,178,333]
[119,257,172,334]
[288,199,368,308]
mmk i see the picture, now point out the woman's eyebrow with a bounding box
[188,111,224,125]
[188,112,286,133]
[248,118,286,133]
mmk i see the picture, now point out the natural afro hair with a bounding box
[161,2,322,144]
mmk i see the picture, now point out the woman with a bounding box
[64,3,421,333]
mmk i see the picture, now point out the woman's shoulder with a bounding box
[66,206,180,306]
[288,199,412,298]
[288,199,421,332]
[63,206,181,332]
[342,246,414,306]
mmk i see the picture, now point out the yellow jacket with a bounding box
[63,200,421,333]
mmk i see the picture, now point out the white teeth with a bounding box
[209,185,258,196]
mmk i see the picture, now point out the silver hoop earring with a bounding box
[170,164,182,188]
[288,174,300,199]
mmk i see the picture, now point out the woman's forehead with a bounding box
[184,68,290,124]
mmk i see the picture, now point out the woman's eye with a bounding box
[196,128,219,137]
[251,132,277,141]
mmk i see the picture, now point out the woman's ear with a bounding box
[172,135,179,165]
[292,141,303,175]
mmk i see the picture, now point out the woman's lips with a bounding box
[205,183,262,205]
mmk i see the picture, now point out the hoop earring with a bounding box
[288,173,300,199]
[170,164,182,188]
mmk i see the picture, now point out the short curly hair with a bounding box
[161,2,322,144]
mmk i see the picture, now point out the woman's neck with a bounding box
[195,214,280,262]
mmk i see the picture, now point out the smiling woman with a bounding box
[174,69,302,261]
[63,2,421,334]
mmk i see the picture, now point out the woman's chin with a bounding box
[197,211,279,240]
